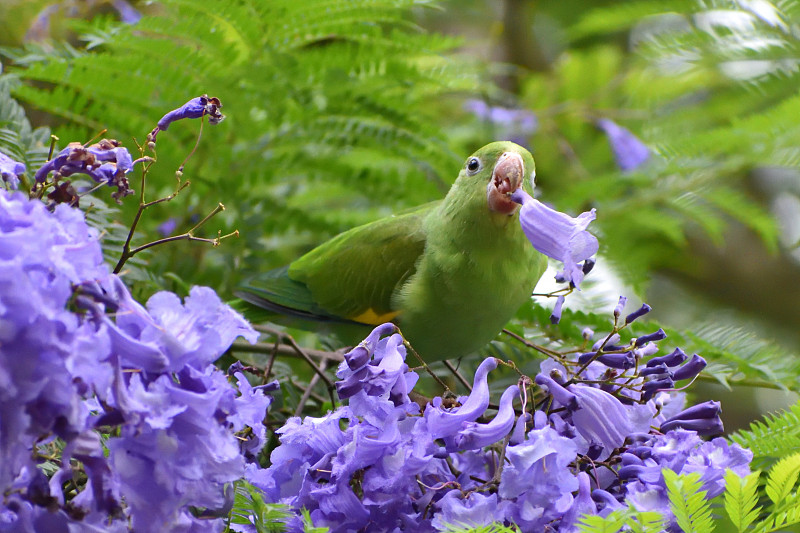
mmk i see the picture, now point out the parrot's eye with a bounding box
[466,157,481,174]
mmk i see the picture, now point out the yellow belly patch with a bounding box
[350,308,400,325]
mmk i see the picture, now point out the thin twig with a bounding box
[442,360,472,392]
[398,334,450,393]
[254,325,338,406]
[501,328,560,357]
[294,360,329,417]
[231,341,344,363]
[264,338,280,382]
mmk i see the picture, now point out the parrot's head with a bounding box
[461,141,535,216]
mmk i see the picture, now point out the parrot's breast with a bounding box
[394,208,546,361]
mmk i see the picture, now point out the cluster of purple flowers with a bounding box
[33,138,142,204]
[0,189,270,532]
[247,304,751,532]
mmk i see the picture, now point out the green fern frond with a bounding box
[300,508,329,533]
[578,509,628,533]
[2,0,477,295]
[225,480,292,533]
[764,453,800,506]
[730,401,800,464]
[724,469,762,532]
[577,505,665,533]
[664,470,715,533]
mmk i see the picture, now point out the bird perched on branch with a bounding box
[236,141,547,361]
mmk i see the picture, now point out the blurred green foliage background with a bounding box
[2,0,800,429]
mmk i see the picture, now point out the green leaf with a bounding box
[730,401,800,466]
[764,453,800,507]
[226,480,292,533]
[723,469,762,532]
[664,469,715,533]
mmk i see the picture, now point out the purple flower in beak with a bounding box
[596,119,650,172]
[510,188,599,288]
[0,151,25,189]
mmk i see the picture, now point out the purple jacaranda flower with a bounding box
[454,385,519,451]
[107,364,247,532]
[634,328,666,347]
[0,189,265,530]
[432,491,505,531]
[425,357,497,439]
[110,0,142,24]
[551,294,566,324]
[672,353,707,381]
[625,303,652,324]
[535,373,578,410]
[336,330,418,410]
[642,377,675,401]
[622,429,751,526]
[148,95,225,144]
[0,150,25,189]
[464,99,538,147]
[560,472,598,532]
[660,401,723,436]
[33,140,139,203]
[683,437,753,498]
[596,118,650,172]
[111,286,258,372]
[342,323,396,370]
[0,191,109,507]
[247,409,350,502]
[577,351,635,369]
[646,347,688,368]
[614,295,627,318]
[510,188,598,288]
[568,383,631,454]
[592,488,624,517]
[639,363,669,377]
[157,217,178,236]
[593,333,620,351]
[229,372,276,458]
[500,422,579,530]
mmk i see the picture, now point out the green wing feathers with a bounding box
[288,203,432,324]
[236,266,346,323]
[238,202,435,326]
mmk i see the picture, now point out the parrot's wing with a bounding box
[237,201,436,326]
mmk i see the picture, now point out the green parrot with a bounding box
[236,141,547,361]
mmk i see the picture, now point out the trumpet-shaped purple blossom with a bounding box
[596,118,650,172]
[148,95,225,144]
[511,188,598,289]
[0,150,25,189]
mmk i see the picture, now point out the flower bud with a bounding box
[624,303,651,324]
